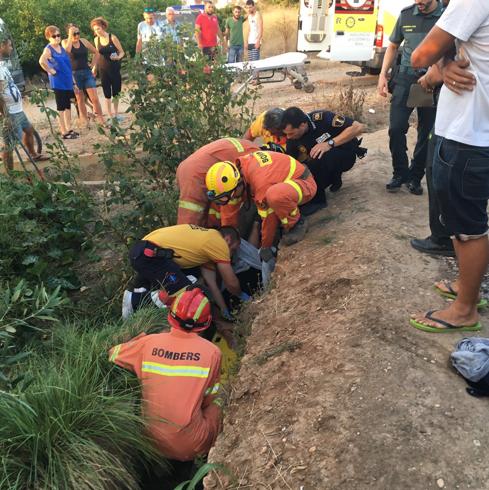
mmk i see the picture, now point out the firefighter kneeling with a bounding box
[205,151,317,261]
[110,287,222,487]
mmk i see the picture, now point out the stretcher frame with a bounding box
[227,52,315,95]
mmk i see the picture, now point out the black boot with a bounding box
[410,236,455,257]
[386,175,406,192]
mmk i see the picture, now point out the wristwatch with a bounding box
[327,139,335,148]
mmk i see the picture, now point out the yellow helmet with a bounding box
[206,161,242,202]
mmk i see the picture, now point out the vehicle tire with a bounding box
[33,129,42,155]
[368,67,381,75]
[304,83,315,93]
[293,81,303,90]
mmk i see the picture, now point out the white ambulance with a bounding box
[297,0,412,71]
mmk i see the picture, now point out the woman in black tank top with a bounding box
[91,17,125,120]
[62,23,104,126]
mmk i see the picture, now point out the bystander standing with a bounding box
[244,0,263,62]
[410,0,489,333]
[195,0,223,60]
[225,6,244,63]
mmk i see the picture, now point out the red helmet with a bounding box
[168,287,212,332]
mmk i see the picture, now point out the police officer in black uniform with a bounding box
[283,106,366,215]
[378,0,443,195]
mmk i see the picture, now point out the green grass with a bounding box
[0,308,170,490]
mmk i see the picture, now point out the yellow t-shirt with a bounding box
[143,225,230,269]
[249,111,286,147]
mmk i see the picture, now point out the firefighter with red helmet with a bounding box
[176,137,260,227]
[205,150,317,260]
[109,287,222,469]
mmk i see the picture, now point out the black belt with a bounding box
[143,241,176,259]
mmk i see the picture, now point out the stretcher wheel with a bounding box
[304,83,315,93]
[293,81,303,90]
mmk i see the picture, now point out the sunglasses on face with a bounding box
[73,31,80,35]
[207,188,237,205]
[52,34,61,38]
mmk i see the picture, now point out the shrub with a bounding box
[331,81,366,122]
[0,280,68,390]
[97,32,256,242]
[0,174,95,290]
[0,308,170,490]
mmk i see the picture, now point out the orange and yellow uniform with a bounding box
[176,138,260,227]
[247,111,287,148]
[238,151,317,248]
[109,328,222,462]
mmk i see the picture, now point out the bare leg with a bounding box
[86,87,105,124]
[2,149,14,172]
[104,97,113,118]
[113,97,119,117]
[58,111,68,136]
[75,90,88,127]
[22,127,36,156]
[62,109,72,134]
[412,236,489,328]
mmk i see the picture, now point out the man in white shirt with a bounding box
[410,0,489,333]
[244,0,263,61]
[0,38,44,172]
[135,7,165,55]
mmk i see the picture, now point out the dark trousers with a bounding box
[389,73,436,182]
[426,132,451,245]
[139,459,203,490]
[129,241,192,296]
[307,147,357,204]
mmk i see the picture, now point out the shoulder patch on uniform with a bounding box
[332,114,346,128]
[312,112,323,122]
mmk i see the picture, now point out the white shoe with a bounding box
[122,290,134,319]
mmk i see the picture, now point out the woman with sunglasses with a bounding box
[62,23,104,127]
[90,17,124,120]
[39,25,78,139]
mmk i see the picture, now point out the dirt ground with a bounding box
[12,52,488,490]
[206,130,489,489]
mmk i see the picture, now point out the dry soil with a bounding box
[206,130,489,490]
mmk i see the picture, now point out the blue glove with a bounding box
[239,291,251,302]
[221,308,235,322]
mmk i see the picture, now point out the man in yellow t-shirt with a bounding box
[244,108,286,148]
[123,225,248,320]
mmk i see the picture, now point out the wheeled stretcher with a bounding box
[227,52,315,95]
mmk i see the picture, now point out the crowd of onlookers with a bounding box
[0,1,264,158]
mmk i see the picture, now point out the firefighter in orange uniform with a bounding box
[109,287,222,484]
[205,150,317,261]
[176,137,260,227]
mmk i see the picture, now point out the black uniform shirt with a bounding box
[286,110,356,164]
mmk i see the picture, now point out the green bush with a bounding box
[0,0,174,75]
[0,280,68,391]
[0,308,170,490]
[0,174,95,290]
[97,32,256,242]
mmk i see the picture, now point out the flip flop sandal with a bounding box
[62,132,78,140]
[68,130,80,137]
[410,309,481,333]
[434,280,488,309]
